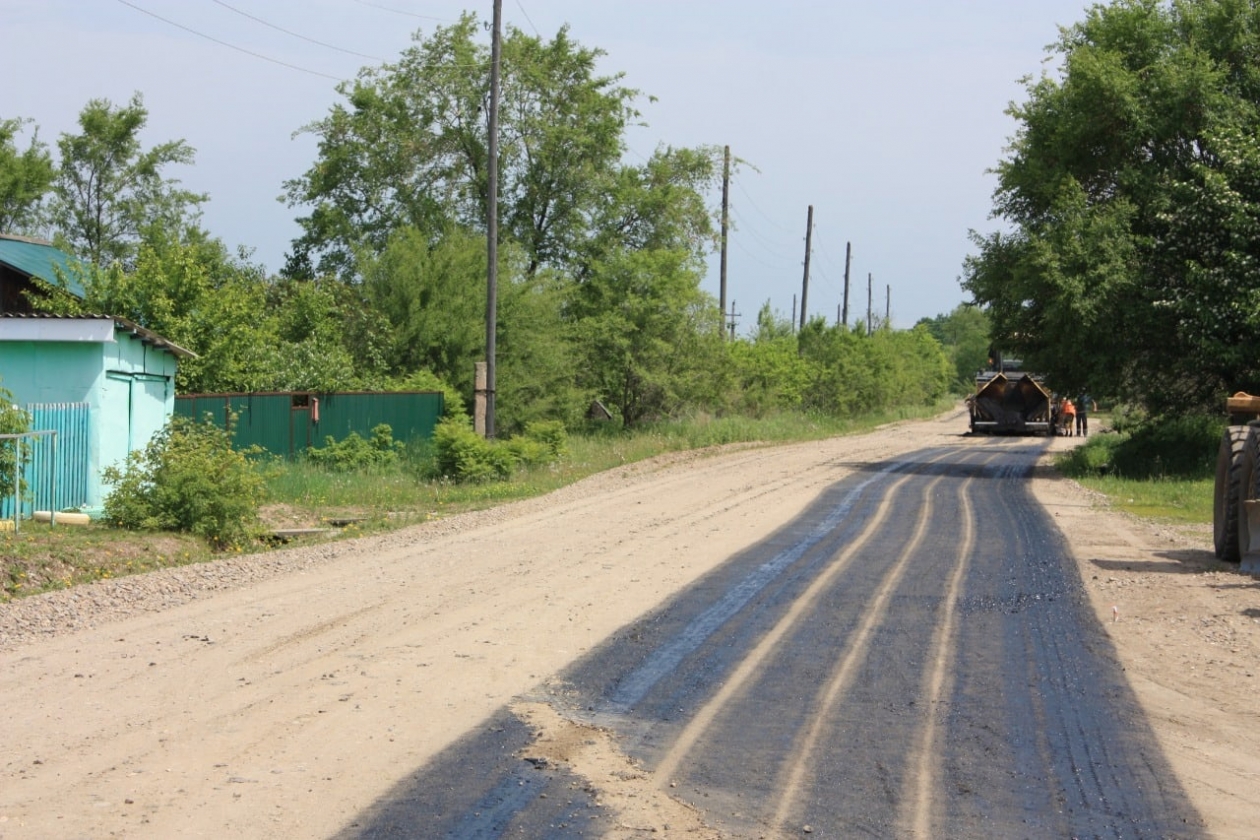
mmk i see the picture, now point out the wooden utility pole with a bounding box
[841,241,852,329]
[885,284,891,328]
[483,0,503,439]
[866,272,873,336]
[800,205,813,331]
[719,145,730,335]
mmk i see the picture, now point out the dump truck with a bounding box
[967,356,1053,435]
[1213,392,1260,565]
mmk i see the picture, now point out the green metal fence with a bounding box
[175,391,445,458]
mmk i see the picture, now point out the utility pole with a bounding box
[483,0,503,439]
[727,299,741,340]
[792,294,797,332]
[800,205,813,331]
[885,284,891,329]
[866,272,873,336]
[841,241,852,329]
[719,145,730,336]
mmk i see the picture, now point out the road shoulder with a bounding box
[1029,438,1260,840]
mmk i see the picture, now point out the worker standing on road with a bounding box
[1076,392,1094,437]
[1061,397,1077,436]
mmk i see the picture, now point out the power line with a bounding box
[734,178,793,234]
[211,0,388,62]
[813,241,846,274]
[351,0,451,21]
[514,0,541,37]
[730,236,786,272]
[730,205,794,258]
[115,0,343,80]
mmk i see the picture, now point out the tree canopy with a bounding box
[3,20,958,434]
[0,118,54,236]
[51,94,205,269]
[962,0,1260,414]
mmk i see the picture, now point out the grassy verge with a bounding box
[1072,474,1213,525]
[2,401,954,601]
[1054,412,1218,527]
[0,523,212,601]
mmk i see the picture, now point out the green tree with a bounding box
[51,94,205,268]
[963,0,1260,413]
[0,117,54,235]
[569,248,725,426]
[494,269,587,431]
[283,15,640,282]
[916,304,991,390]
[362,226,488,398]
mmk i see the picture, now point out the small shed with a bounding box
[0,313,194,512]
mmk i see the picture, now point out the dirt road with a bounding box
[1,409,1257,838]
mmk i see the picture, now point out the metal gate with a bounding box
[0,402,90,520]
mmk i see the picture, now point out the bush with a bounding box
[432,417,567,482]
[523,420,568,459]
[103,416,265,549]
[386,369,468,420]
[1056,414,1223,480]
[306,424,403,471]
[0,386,30,501]
[503,437,552,468]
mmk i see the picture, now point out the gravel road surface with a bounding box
[1,408,1257,838]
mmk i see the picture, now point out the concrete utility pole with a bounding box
[792,294,797,332]
[483,0,503,439]
[720,145,730,335]
[727,299,741,340]
[841,241,852,329]
[885,284,891,328]
[800,205,813,331]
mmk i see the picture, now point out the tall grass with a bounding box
[1055,413,1221,526]
[263,400,956,521]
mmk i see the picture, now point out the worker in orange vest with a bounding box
[1060,397,1077,436]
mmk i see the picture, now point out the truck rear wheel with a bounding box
[1215,426,1250,562]
[1229,428,1260,564]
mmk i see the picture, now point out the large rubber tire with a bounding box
[1214,426,1250,561]
[1233,425,1260,563]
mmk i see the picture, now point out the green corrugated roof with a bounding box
[0,235,85,298]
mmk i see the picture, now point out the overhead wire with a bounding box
[351,0,451,21]
[210,0,388,62]
[813,240,847,275]
[735,178,795,235]
[730,204,795,259]
[118,0,492,85]
[730,235,789,273]
[115,0,343,80]
[513,0,541,37]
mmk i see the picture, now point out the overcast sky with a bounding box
[4,0,1092,331]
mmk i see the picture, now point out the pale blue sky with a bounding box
[4,0,1091,330]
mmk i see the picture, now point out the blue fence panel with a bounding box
[0,403,90,519]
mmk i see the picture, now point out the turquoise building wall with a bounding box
[0,319,180,509]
